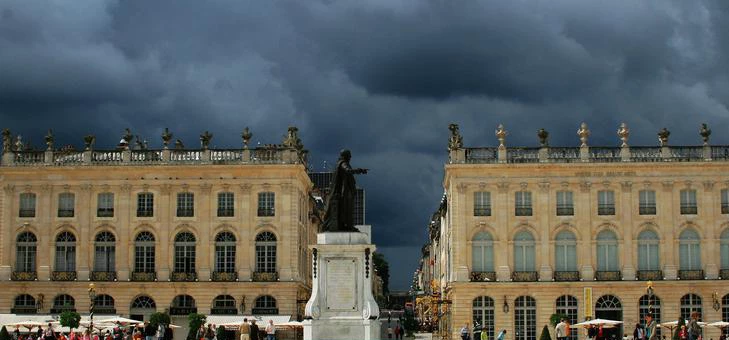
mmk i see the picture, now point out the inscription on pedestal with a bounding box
[325,258,357,311]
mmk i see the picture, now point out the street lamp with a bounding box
[88,283,96,331]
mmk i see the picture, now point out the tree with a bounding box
[149,312,171,330]
[0,326,11,340]
[540,325,553,340]
[59,311,81,332]
[186,313,207,340]
[372,252,390,294]
[403,309,418,337]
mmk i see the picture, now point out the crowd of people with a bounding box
[234,318,275,340]
[9,322,173,340]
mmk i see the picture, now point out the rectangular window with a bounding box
[597,190,615,215]
[474,192,491,216]
[19,193,36,218]
[97,193,114,217]
[137,193,154,217]
[58,193,75,218]
[639,190,656,215]
[515,191,532,216]
[680,189,697,215]
[176,192,194,217]
[556,191,574,216]
[258,192,275,217]
[722,189,729,215]
[217,192,234,217]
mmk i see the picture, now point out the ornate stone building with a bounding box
[0,127,317,323]
[419,123,729,340]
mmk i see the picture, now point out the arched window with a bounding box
[55,232,76,272]
[720,229,729,271]
[52,294,75,313]
[722,294,729,322]
[171,295,196,314]
[211,295,237,315]
[131,296,156,309]
[13,294,37,314]
[639,295,661,338]
[215,232,236,273]
[680,294,702,321]
[255,232,277,273]
[514,296,536,340]
[554,231,577,272]
[472,232,494,272]
[94,294,115,314]
[134,232,155,273]
[174,232,196,273]
[94,232,116,272]
[679,229,701,270]
[16,232,37,272]
[513,231,535,272]
[595,295,623,339]
[638,230,660,271]
[596,230,619,271]
[472,296,494,340]
[556,296,578,340]
[253,295,278,315]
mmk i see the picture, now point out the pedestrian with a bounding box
[688,312,702,340]
[634,323,645,340]
[461,323,470,340]
[387,325,393,339]
[645,314,657,340]
[249,321,259,340]
[679,326,688,340]
[481,328,489,340]
[556,318,568,340]
[238,319,250,340]
[143,322,155,340]
[395,322,403,340]
[264,320,275,340]
[497,329,507,340]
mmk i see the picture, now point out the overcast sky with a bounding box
[2,0,729,290]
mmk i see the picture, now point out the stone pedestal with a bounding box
[303,229,380,340]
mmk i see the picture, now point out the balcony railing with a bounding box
[597,206,615,215]
[51,271,77,281]
[211,307,238,315]
[511,271,538,282]
[97,209,114,217]
[212,271,238,282]
[50,306,76,314]
[680,206,698,215]
[678,270,704,280]
[176,209,194,217]
[252,271,278,282]
[556,207,574,216]
[720,269,729,279]
[217,208,234,217]
[637,270,663,281]
[10,307,38,314]
[19,209,36,218]
[474,208,491,217]
[94,307,117,315]
[57,209,74,218]
[171,271,197,282]
[639,206,657,215]
[554,271,580,282]
[251,308,279,315]
[470,271,496,282]
[257,208,275,217]
[131,272,156,282]
[11,271,37,281]
[90,271,117,281]
[595,271,621,281]
[169,307,197,315]
[137,209,154,217]
[515,207,532,216]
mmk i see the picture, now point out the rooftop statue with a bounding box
[322,149,368,232]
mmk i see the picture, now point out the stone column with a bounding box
[238,184,252,281]
[117,184,132,281]
[197,183,212,281]
[579,181,594,280]
[620,181,635,280]
[279,183,294,281]
[0,184,15,280]
[454,182,469,282]
[37,184,52,281]
[77,184,93,280]
[661,181,677,280]
[702,181,718,279]
[537,182,552,281]
[157,184,171,281]
[496,182,510,281]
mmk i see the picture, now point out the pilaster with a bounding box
[158,184,171,281]
[117,184,132,281]
[620,181,635,280]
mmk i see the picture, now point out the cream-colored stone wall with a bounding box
[0,164,315,319]
[440,161,729,340]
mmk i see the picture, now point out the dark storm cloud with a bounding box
[2,0,729,289]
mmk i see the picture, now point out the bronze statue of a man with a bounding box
[322,149,367,232]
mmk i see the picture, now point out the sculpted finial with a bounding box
[700,123,711,145]
[448,123,463,151]
[495,124,507,148]
[617,123,629,147]
[45,129,54,151]
[200,131,213,150]
[537,128,549,147]
[161,128,173,149]
[1,129,11,154]
[282,126,303,150]
[83,135,95,151]
[577,122,590,147]
[658,128,670,147]
[242,127,252,149]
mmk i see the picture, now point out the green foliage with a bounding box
[0,326,12,340]
[373,252,390,294]
[59,311,81,330]
[540,325,552,340]
[149,312,171,330]
[186,313,207,340]
[673,318,686,340]
[403,309,418,337]
[550,314,568,327]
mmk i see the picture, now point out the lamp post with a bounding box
[88,283,96,331]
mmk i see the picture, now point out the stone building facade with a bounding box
[419,124,729,340]
[0,127,317,323]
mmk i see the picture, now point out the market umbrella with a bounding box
[659,321,708,335]
[7,321,47,329]
[572,319,623,328]
[707,321,729,329]
[134,323,180,329]
[96,317,142,325]
[276,321,303,328]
